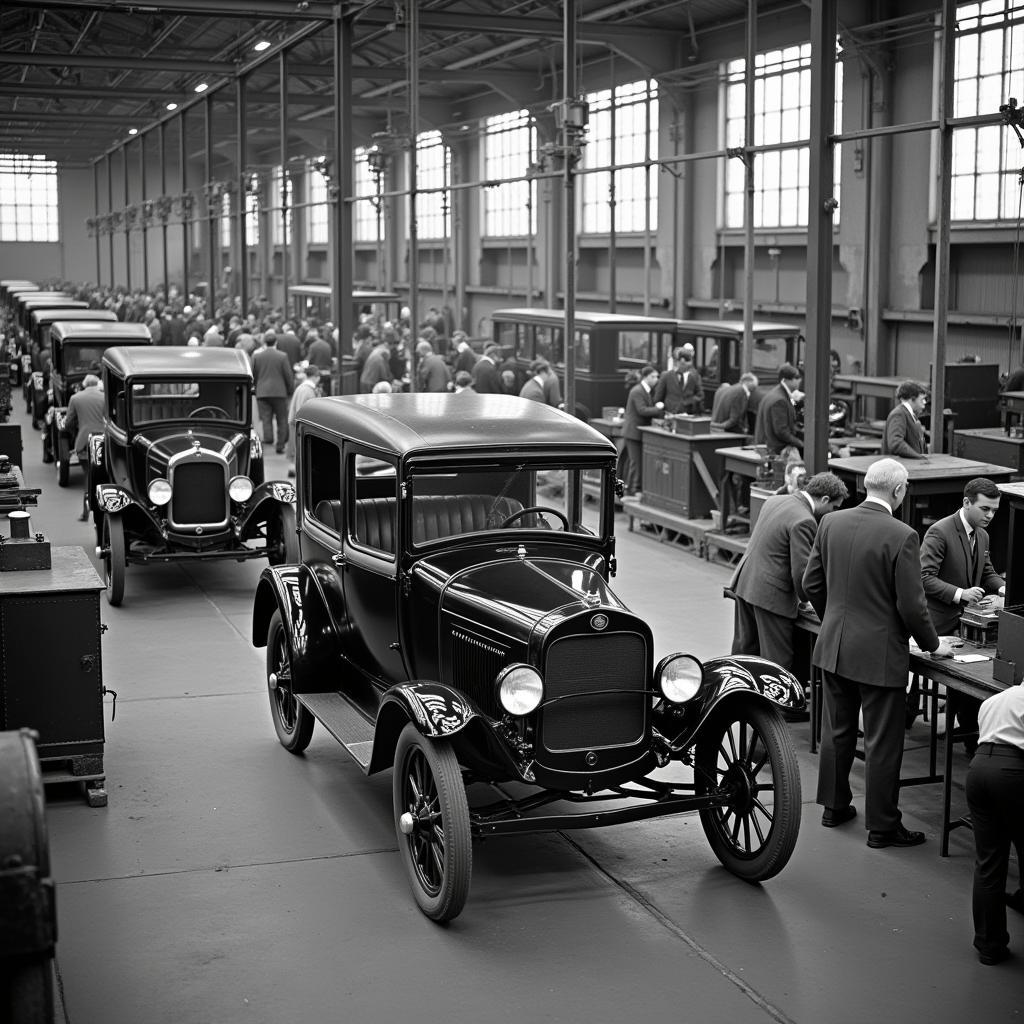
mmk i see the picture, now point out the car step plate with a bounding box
[298,693,375,770]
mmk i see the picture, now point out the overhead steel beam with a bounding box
[0,51,236,74]
[0,81,339,107]
[0,110,133,124]
[291,62,535,86]
[6,0,339,18]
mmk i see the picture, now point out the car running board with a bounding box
[297,693,374,771]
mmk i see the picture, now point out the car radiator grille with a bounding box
[170,461,227,526]
[541,633,646,752]
[450,627,507,718]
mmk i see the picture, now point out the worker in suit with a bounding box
[415,340,452,393]
[730,471,848,671]
[754,363,803,455]
[711,372,758,433]
[803,458,955,846]
[654,348,703,414]
[919,477,1006,752]
[251,331,295,453]
[471,343,503,394]
[65,373,106,521]
[519,359,561,406]
[622,365,664,496]
[881,380,928,459]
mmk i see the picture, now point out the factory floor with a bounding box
[4,398,1020,1024]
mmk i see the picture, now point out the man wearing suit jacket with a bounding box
[251,331,295,453]
[622,365,664,495]
[881,380,928,458]
[754,363,803,455]
[731,472,848,670]
[654,349,703,414]
[711,372,758,433]
[471,343,503,394]
[920,477,1005,752]
[803,458,954,847]
[519,359,560,406]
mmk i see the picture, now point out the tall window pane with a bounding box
[723,44,843,228]
[353,149,379,243]
[308,164,329,245]
[952,1,1024,221]
[220,193,231,249]
[271,166,292,247]
[0,154,58,242]
[581,80,659,234]
[414,130,450,241]
[482,110,536,237]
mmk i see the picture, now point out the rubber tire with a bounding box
[695,701,801,882]
[103,513,126,607]
[56,435,70,486]
[266,610,314,753]
[266,504,298,565]
[392,723,472,923]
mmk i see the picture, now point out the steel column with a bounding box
[930,0,957,453]
[804,0,837,474]
[279,50,290,315]
[205,95,217,295]
[563,0,578,420]
[741,0,756,372]
[236,76,248,314]
[407,0,420,389]
[332,12,354,385]
[179,112,189,298]
[139,134,148,291]
[92,162,101,286]
[123,145,131,291]
[160,121,169,299]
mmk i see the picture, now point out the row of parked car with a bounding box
[1,279,806,923]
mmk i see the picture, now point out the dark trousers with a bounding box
[816,671,906,832]
[257,396,289,451]
[966,744,1024,957]
[624,438,643,494]
[731,598,796,670]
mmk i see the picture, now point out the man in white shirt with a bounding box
[965,682,1024,965]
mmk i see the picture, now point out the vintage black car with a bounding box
[251,393,804,922]
[91,346,297,606]
[43,319,152,482]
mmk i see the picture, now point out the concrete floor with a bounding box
[5,396,1022,1024]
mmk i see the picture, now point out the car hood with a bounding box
[138,427,248,464]
[419,553,630,644]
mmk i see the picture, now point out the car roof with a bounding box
[32,308,116,325]
[674,319,803,337]
[492,307,680,329]
[299,393,617,457]
[51,321,152,341]
[103,345,253,378]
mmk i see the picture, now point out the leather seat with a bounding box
[314,494,524,549]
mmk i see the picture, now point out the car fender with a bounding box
[668,655,805,751]
[368,683,479,774]
[252,564,343,694]
[236,480,296,535]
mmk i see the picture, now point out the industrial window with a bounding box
[722,44,843,229]
[0,154,59,242]
[414,131,450,241]
[220,193,232,249]
[308,164,329,245]
[951,1,1024,220]
[352,150,378,243]
[581,80,659,233]
[271,166,292,247]
[245,174,259,248]
[482,110,537,237]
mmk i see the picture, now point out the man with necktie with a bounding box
[654,348,703,414]
[881,380,928,458]
[920,477,1005,751]
[622,365,664,496]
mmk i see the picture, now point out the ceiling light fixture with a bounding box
[128,128,139,136]
[166,102,178,111]
[254,40,271,52]
[194,83,208,93]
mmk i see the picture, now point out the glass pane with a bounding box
[976,172,999,218]
[976,124,1001,173]
[951,175,976,220]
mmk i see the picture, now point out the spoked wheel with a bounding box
[265,610,314,753]
[266,504,297,565]
[695,701,801,882]
[393,723,472,923]
[56,435,70,486]
[102,513,126,607]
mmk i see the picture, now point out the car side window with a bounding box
[306,434,343,532]
[348,451,398,556]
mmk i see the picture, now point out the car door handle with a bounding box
[331,551,346,566]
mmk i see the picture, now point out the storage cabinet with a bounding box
[0,546,107,805]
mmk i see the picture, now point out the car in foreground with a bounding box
[252,393,804,921]
[91,346,296,606]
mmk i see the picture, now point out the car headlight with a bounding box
[228,475,255,502]
[147,478,172,506]
[497,664,544,716]
[656,653,703,704]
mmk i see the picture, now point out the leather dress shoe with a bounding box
[867,824,926,849]
[821,805,857,828]
[978,947,1010,966]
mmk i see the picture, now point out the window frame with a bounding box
[0,154,60,242]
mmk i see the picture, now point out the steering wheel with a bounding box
[188,405,230,420]
[500,505,569,530]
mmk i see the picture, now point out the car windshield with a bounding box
[62,344,110,376]
[406,460,609,547]
[128,378,249,426]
